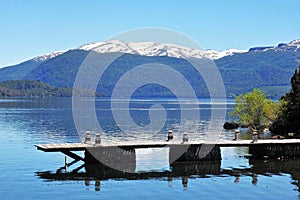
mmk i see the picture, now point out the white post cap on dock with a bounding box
[183,133,188,143]
[167,130,173,141]
[95,134,101,145]
[234,129,240,140]
[84,131,92,144]
[252,130,258,142]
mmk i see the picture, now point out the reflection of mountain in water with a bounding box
[37,158,300,191]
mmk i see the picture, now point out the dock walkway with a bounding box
[36,139,300,166]
[36,139,300,151]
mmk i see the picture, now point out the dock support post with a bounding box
[84,147,136,172]
[249,143,300,159]
[65,156,68,172]
[60,150,84,161]
[169,144,221,163]
[95,180,100,191]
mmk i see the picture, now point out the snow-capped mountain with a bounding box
[1,39,300,98]
[8,39,300,68]
[25,39,300,63]
[78,40,246,60]
[249,40,300,52]
[33,51,66,62]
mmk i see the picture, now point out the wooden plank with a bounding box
[216,139,300,147]
[60,150,84,161]
[36,139,300,152]
[36,139,300,151]
[35,143,91,152]
[35,139,300,164]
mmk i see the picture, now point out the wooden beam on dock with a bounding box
[61,150,84,161]
[36,139,300,163]
[36,143,91,152]
[36,139,300,152]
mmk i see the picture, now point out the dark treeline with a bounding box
[0,80,73,97]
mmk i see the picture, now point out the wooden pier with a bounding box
[36,139,300,151]
[36,139,300,169]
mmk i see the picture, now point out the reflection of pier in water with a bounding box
[36,158,300,191]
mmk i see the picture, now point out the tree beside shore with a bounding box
[270,66,300,134]
[229,65,300,135]
[230,88,279,130]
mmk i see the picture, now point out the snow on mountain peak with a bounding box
[33,51,66,62]
[286,39,300,50]
[214,48,247,59]
[289,39,300,45]
[250,39,300,52]
[20,39,300,66]
[78,40,246,60]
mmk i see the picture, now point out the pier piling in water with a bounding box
[85,147,136,172]
[249,143,300,159]
[169,144,221,163]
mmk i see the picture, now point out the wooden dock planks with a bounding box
[35,139,300,152]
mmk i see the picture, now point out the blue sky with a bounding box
[1,0,300,67]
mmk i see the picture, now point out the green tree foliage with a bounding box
[230,89,279,129]
[270,66,300,134]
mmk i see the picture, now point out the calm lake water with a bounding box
[0,98,299,199]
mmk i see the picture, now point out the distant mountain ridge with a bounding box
[77,40,246,60]
[249,40,300,52]
[0,39,300,98]
[2,39,300,70]
[32,51,65,62]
